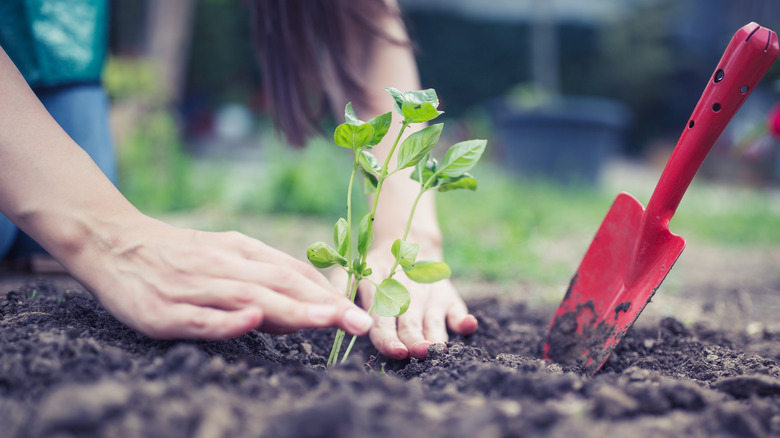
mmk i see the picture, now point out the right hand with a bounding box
[63,215,374,340]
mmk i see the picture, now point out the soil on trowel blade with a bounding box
[2,280,780,438]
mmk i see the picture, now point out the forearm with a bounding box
[0,46,140,272]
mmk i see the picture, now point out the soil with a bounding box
[3,279,780,437]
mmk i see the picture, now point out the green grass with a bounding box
[437,165,612,283]
[670,183,780,245]
[438,164,780,285]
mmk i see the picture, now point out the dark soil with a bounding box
[3,280,780,438]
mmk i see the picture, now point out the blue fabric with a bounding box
[0,0,108,88]
[0,83,116,259]
[0,215,18,257]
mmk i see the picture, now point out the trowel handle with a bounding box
[645,22,778,227]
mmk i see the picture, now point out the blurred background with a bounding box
[103,0,780,307]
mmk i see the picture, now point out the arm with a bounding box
[0,46,373,340]
[349,4,478,359]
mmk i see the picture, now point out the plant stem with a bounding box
[387,187,427,278]
[329,121,409,366]
[402,188,426,241]
[340,303,375,364]
[360,120,409,269]
[346,157,358,275]
[328,329,345,365]
[328,156,362,367]
[327,273,362,366]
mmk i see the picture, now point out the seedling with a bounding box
[306,88,486,365]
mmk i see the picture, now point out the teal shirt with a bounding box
[0,0,107,88]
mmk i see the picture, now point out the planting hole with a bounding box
[714,69,724,83]
[712,103,722,112]
[740,85,749,93]
[688,120,695,129]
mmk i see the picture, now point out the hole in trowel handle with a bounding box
[740,85,749,94]
[688,120,695,129]
[714,69,725,83]
[712,103,722,112]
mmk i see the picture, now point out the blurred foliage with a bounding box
[439,163,780,283]
[185,0,259,102]
[105,53,215,212]
[103,57,160,101]
[117,111,223,212]
[595,0,691,154]
[438,166,611,282]
[112,110,780,283]
[243,132,367,218]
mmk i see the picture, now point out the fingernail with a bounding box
[308,305,338,324]
[388,342,409,359]
[411,341,432,358]
[242,308,262,327]
[344,308,374,334]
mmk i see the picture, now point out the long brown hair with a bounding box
[249,0,407,146]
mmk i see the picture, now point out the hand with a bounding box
[63,215,374,341]
[333,246,478,360]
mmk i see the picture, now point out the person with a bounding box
[0,0,477,360]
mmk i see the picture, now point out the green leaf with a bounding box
[359,150,382,174]
[357,213,373,255]
[374,278,411,317]
[367,112,392,146]
[352,259,368,276]
[333,218,349,257]
[402,89,440,108]
[438,139,487,178]
[385,87,405,114]
[411,157,438,186]
[400,89,442,123]
[400,102,443,124]
[438,173,478,192]
[344,102,361,125]
[404,260,451,283]
[334,122,375,151]
[384,87,443,124]
[307,242,347,269]
[397,124,443,170]
[362,171,378,195]
[391,239,419,271]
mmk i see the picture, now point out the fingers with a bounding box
[447,303,479,336]
[222,231,339,293]
[254,293,374,336]
[135,305,263,340]
[396,300,432,360]
[368,316,410,360]
[361,277,478,361]
[187,277,373,337]
[98,227,376,340]
[170,231,373,335]
[172,262,342,310]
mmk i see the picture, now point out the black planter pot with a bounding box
[490,96,632,185]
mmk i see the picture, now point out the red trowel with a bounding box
[543,22,779,376]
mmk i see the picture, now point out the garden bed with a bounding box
[2,279,780,437]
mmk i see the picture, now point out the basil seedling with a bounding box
[306,88,486,365]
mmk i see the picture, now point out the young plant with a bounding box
[306,88,486,366]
